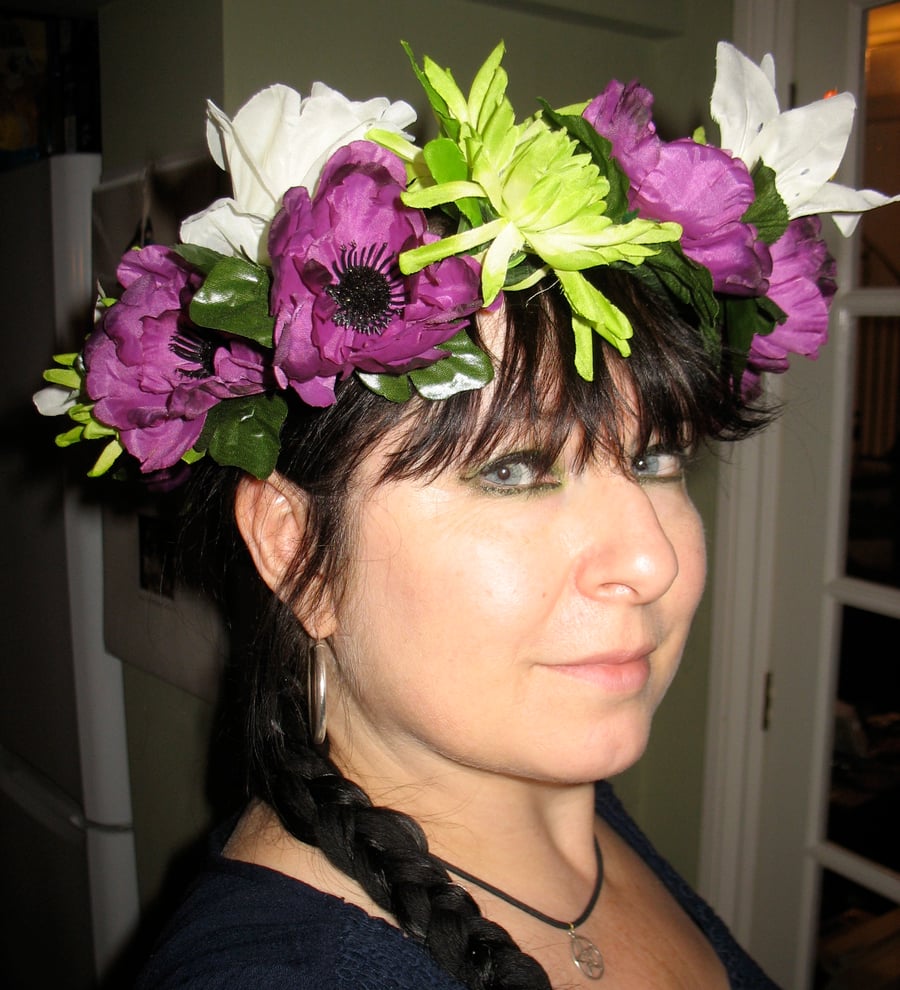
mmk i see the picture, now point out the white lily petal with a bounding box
[711,41,780,159]
[202,83,418,247]
[211,85,305,216]
[285,85,415,196]
[755,95,855,208]
[33,385,77,417]
[799,181,900,231]
[180,199,269,262]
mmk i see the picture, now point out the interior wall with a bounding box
[98,0,734,919]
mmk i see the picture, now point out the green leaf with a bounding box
[423,137,467,183]
[538,101,631,222]
[190,256,274,345]
[422,139,482,228]
[197,393,287,478]
[357,370,413,402]
[409,330,494,398]
[627,243,720,354]
[743,162,789,245]
[720,294,787,385]
[173,243,228,275]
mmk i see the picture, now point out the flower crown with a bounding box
[35,42,897,479]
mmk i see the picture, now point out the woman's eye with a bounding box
[632,450,686,482]
[475,454,557,492]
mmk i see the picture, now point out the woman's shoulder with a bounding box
[137,846,465,990]
[595,781,781,990]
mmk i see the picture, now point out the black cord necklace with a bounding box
[434,839,605,980]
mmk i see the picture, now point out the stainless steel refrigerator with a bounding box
[0,153,139,988]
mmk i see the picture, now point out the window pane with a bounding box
[827,607,900,871]
[859,3,900,289]
[815,868,900,988]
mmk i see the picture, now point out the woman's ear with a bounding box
[234,473,337,638]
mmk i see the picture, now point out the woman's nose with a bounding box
[572,475,680,604]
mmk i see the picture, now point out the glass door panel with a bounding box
[827,606,900,869]
[815,869,900,988]
[819,6,900,986]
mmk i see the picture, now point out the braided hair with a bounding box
[205,269,768,990]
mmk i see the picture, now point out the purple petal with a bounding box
[745,216,836,383]
[583,79,660,185]
[269,141,482,397]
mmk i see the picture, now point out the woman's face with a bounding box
[321,393,707,789]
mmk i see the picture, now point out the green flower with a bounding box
[386,42,681,366]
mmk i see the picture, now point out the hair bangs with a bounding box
[371,269,755,485]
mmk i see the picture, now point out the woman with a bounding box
[35,40,893,989]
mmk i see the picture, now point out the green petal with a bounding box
[55,425,85,447]
[181,447,206,465]
[399,218,504,274]
[82,416,117,440]
[481,221,524,304]
[556,269,633,359]
[572,313,596,381]
[51,352,79,368]
[43,367,81,389]
[366,127,418,162]
[402,179,485,209]
[538,101,632,222]
[421,55,469,123]
[87,438,123,477]
[401,41,459,141]
[468,41,507,126]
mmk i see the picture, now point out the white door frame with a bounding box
[698,0,797,937]
[701,4,900,987]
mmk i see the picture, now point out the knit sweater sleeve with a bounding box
[595,781,781,989]
[136,852,466,990]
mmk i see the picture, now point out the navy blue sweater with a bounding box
[138,783,779,988]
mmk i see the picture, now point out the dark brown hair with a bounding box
[203,268,767,990]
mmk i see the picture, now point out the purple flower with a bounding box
[84,245,268,472]
[269,140,483,406]
[742,216,837,395]
[584,80,771,296]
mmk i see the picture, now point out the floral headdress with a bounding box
[35,42,897,479]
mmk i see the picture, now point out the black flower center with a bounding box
[325,241,405,335]
[170,325,217,379]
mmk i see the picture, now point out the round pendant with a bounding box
[569,931,605,980]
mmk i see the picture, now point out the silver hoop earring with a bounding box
[308,640,331,746]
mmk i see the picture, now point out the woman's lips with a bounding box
[548,650,653,692]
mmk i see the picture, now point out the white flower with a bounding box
[180,83,417,262]
[33,385,77,417]
[711,42,900,235]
